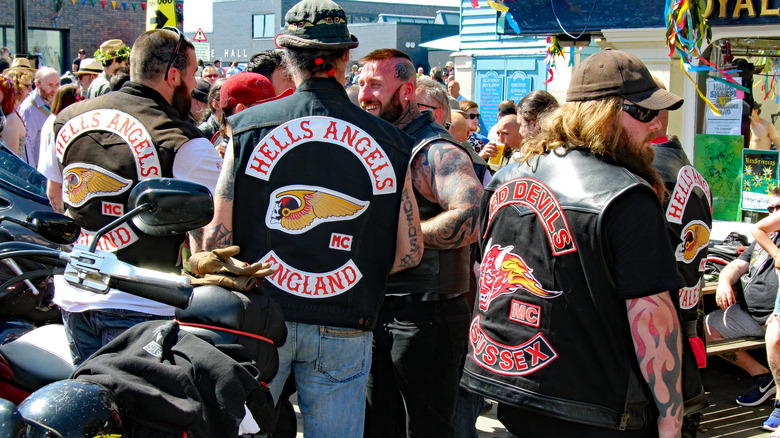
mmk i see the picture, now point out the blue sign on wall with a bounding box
[507,71,533,103]
[478,71,504,131]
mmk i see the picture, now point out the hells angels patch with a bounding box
[62,163,132,208]
[265,185,368,234]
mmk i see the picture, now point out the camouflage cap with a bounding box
[275,0,359,50]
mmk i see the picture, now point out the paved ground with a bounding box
[286,360,779,437]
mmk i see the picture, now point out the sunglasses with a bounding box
[467,113,480,120]
[622,103,659,123]
[162,26,186,81]
[417,103,437,111]
[769,205,780,213]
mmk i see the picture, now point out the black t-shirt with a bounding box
[740,238,779,323]
[604,188,685,300]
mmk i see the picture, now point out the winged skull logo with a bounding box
[266,186,368,234]
[62,164,132,208]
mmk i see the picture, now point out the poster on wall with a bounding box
[694,134,744,221]
[506,71,533,103]
[478,71,504,133]
[741,149,779,212]
[705,77,743,136]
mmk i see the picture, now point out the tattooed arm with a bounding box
[412,141,483,250]
[391,170,423,273]
[626,292,683,438]
[196,138,237,252]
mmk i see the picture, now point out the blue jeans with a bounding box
[61,309,170,365]
[269,321,372,438]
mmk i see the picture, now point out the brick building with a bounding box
[0,0,145,72]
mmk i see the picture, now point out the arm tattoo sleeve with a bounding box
[397,184,421,269]
[626,293,683,432]
[417,142,482,250]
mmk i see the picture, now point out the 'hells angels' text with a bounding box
[666,165,711,224]
[245,117,397,195]
[55,109,161,180]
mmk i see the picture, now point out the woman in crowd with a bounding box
[459,99,490,159]
[0,68,33,157]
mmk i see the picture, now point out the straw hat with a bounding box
[76,58,102,76]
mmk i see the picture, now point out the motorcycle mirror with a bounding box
[26,211,81,244]
[127,178,214,236]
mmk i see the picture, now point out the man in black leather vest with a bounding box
[200,2,423,436]
[461,49,686,437]
[49,29,222,364]
[358,49,483,437]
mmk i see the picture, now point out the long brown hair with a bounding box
[51,84,80,115]
[519,96,622,163]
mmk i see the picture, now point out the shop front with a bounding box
[495,0,780,226]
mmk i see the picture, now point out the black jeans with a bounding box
[365,294,471,437]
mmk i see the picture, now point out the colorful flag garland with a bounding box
[664,0,747,115]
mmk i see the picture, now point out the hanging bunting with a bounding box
[664,0,746,115]
[132,2,136,10]
[101,0,106,7]
[487,0,507,11]
[504,11,520,34]
[111,1,116,8]
[122,1,126,9]
[141,2,146,10]
[71,0,75,4]
[471,0,479,9]
[544,36,565,84]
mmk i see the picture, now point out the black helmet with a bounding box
[17,380,126,438]
[0,398,24,437]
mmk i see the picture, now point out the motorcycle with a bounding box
[0,178,283,437]
[0,144,71,336]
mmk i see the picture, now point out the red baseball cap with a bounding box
[219,72,293,111]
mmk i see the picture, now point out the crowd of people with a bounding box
[4,0,780,436]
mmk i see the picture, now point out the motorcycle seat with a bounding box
[0,324,74,391]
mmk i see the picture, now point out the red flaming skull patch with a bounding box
[479,239,562,312]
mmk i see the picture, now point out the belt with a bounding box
[386,293,462,303]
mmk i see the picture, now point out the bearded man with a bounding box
[19,66,60,168]
[358,48,483,437]
[461,49,687,437]
[47,28,222,365]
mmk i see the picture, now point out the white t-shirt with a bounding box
[45,136,222,315]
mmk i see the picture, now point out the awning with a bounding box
[420,35,460,51]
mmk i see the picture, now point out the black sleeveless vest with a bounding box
[229,78,413,330]
[387,112,472,296]
[54,82,202,271]
[462,149,663,430]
